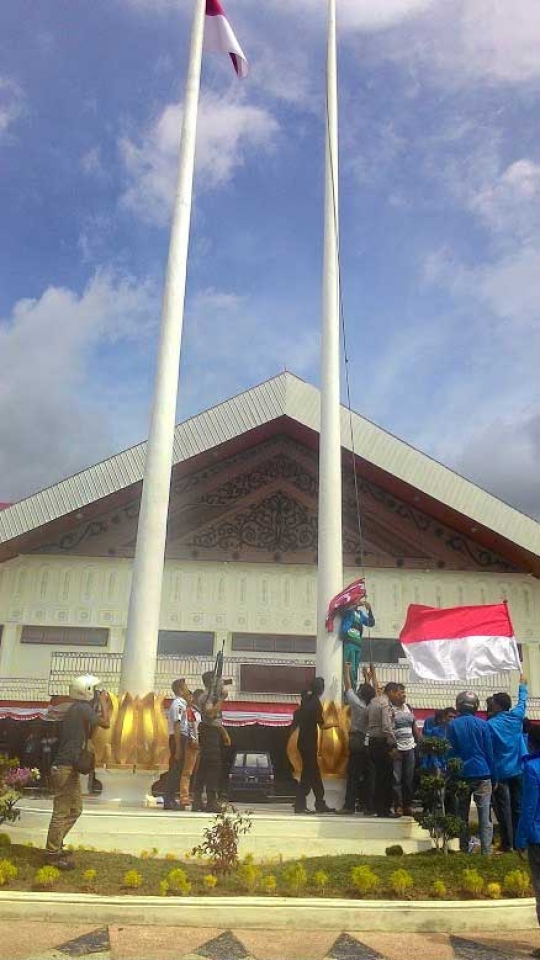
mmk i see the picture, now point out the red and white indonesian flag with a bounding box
[326,578,367,632]
[205,0,248,78]
[399,602,521,682]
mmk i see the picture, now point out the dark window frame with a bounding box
[20,625,108,647]
[231,632,316,655]
[157,630,215,656]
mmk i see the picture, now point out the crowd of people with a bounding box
[292,661,538,864]
[43,660,540,927]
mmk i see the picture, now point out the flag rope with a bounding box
[324,74,373,662]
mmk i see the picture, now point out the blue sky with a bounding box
[1,0,539,519]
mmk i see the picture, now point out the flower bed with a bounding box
[0,834,533,901]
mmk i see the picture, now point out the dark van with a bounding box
[229,750,275,801]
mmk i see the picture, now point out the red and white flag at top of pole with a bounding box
[205,0,249,78]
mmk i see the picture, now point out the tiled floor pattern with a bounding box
[8,926,540,960]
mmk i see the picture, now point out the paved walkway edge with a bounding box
[0,893,537,931]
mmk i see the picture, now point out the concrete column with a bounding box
[524,642,540,697]
[120,0,206,696]
[0,623,19,676]
[316,0,343,703]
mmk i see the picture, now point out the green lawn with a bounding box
[0,838,534,900]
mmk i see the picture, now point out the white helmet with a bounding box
[69,674,100,702]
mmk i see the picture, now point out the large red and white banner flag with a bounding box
[205,0,248,78]
[399,602,521,681]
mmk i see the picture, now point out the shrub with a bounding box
[350,865,380,896]
[385,845,404,857]
[82,868,97,884]
[0,833,11,848]
[166,868,191,896]
[192,808,253,875]
[203,874,218,890]
[237,861,260,893]
[159,879,169,897]
[462,869,484,898]
[0,859,17,886]
[165,852,178,861]
[282,862,308,896]
[34,866,60,889]
[503,869,530,898]
[388,869,413,898]
[123,870,143,890]
[261,874,277,894]
[313,870,329,895]
[486,882,502,899]
[432,879,447,899]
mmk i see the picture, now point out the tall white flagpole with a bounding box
[120,0,206,696]
[316,0,343,702]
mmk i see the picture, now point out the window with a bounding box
[157,630,214,656]
[245,753,270,768]
[359,638,403,663]
[240,664,315,695]
[231,633,316,654]
[21,625,108,646]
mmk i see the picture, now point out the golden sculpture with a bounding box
[92,693,169,769]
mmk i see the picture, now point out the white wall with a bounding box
[1,555,539,689]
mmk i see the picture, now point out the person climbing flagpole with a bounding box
[120,1,247,697]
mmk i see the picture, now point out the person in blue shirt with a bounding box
[421,707,457,775]
[515,751,540,956]
[339,601,375,689]
[488,673,528,852]
[447,690,494,855]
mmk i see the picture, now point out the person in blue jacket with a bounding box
[488,673,528,851]
[515,751,540,956]
[447,690,494,855]
[339,601,375,689]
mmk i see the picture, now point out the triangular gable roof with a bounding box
[1,371,539,564]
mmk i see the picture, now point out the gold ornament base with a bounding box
[91,692,169,769]
[286,700,350,779]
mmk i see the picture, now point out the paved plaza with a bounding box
[4,925,540,960]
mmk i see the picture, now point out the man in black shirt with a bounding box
[45,674,111,869]
[294,676,336,814]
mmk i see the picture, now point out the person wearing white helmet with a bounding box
[45,675,111,869]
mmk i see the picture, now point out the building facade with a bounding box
[1,373,539,721]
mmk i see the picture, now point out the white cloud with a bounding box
[458,0,540,84]
[0,77,25,140]
[80,146,106,179]
[119,93,279,225]
[379,0,540,86]
[119,0,433,32]
[470,160,540,243]
[0,271,158,501]
[178,286,319,416]
[265,0,434,32]
[457,413,540,520]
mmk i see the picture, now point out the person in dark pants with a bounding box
[294,677,336,815]
[339,662,375,815]
[45,675,111,869]
[515,750,540,958]
[367,681,398,818]
[192,672,228,813]
[488,673,528,851]
[163,678,188,811]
